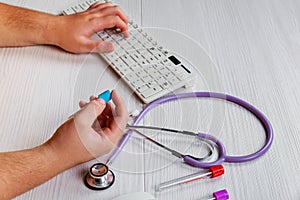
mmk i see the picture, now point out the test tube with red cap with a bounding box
[208,189,229,200]
[156,165,224,191]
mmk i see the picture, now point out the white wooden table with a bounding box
[0,0,299,199]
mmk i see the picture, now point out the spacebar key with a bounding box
[141,86,162,98]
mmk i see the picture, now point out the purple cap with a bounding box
[213,189,229,200]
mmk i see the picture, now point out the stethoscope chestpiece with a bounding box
[84,163,115,190]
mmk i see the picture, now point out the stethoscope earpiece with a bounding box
[84,163,115,190]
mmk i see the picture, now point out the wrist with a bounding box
[44,119,96,169]
[40,15,63,47]
[40,139,75,173]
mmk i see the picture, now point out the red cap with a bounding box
[209,165,224,178]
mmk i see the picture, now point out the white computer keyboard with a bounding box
[62,0,195,103]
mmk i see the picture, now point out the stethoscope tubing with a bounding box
[184,132,227,168]
[107,92,274,168]
[126,125,216,162]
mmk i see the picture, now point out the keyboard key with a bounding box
[86,0,98,5]
[106,29,117,35]
[137,85,149,93]
[90,34,101,41]
[160,81,171,89]
[169,77,180,85]
[141,86,162,98]
[63,8,75,15]
[79,2,89,10]
[132,42,145,52]
[140,74,152,83]
[125,72,139,81]
[114,46,125,55]
[154,52,163,60]
[163,72,174,79]
[156,76,167,85]
[72,5,84,13]
[97,31,109,39]
[104,52,119,62]
[139,60,150,67]
[119,66,132,75]
[177,72,189,81]
[120,54,136,66]
[146,81,157,88]
[143,42,154,49]
[144,65,157,73]
[162,58,174,65]
[146,55,157,63]
[112,58,122,64]
[129,64,139,69]
[135,69,147,77]
[130,53,143,63]
[168,55,181,65]
[158,67,169,75]
[118,41,132,50]
[149,71,160,80]
[111,34,124,41]
[130,79,144,87]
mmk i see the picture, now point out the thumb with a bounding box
[87,39,114,53]
[76,99,106,126]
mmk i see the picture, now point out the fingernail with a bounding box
[113,90,119,98]
[79,100,85,106]
[123,31,129,38]
[97,98,106,105]
[97,42,114,53]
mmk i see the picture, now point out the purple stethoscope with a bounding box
[85,92,274,190]
[107,92,274,168]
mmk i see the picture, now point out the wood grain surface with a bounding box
[0,0,299,199]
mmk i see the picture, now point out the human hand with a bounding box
[50,2,129,53]
[45,90,128,168]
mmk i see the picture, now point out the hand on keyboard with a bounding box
[63,0,195,103]
[55,1,128,53]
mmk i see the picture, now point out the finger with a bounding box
[122,30,129,38]
[107,90,128,133]
[89,2,113,10]
[95,114,107,129]
[76,99,107,125]
[94,6,129,24]
[83,40,114,53]
[106,116,126,137]
[102,102,114,118]
[94,41,114,53]
[89,95,98,101]
[88,2,103,9]
[95,103,113,128]
[105,117,114,129]
[79,95,97,108]
[100,126,121,145]
[92,15,128,33]
[111,90,128,118]
[79,100,87,108]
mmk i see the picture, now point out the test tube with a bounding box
[157,165,224,191]
[208,189,229,200]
